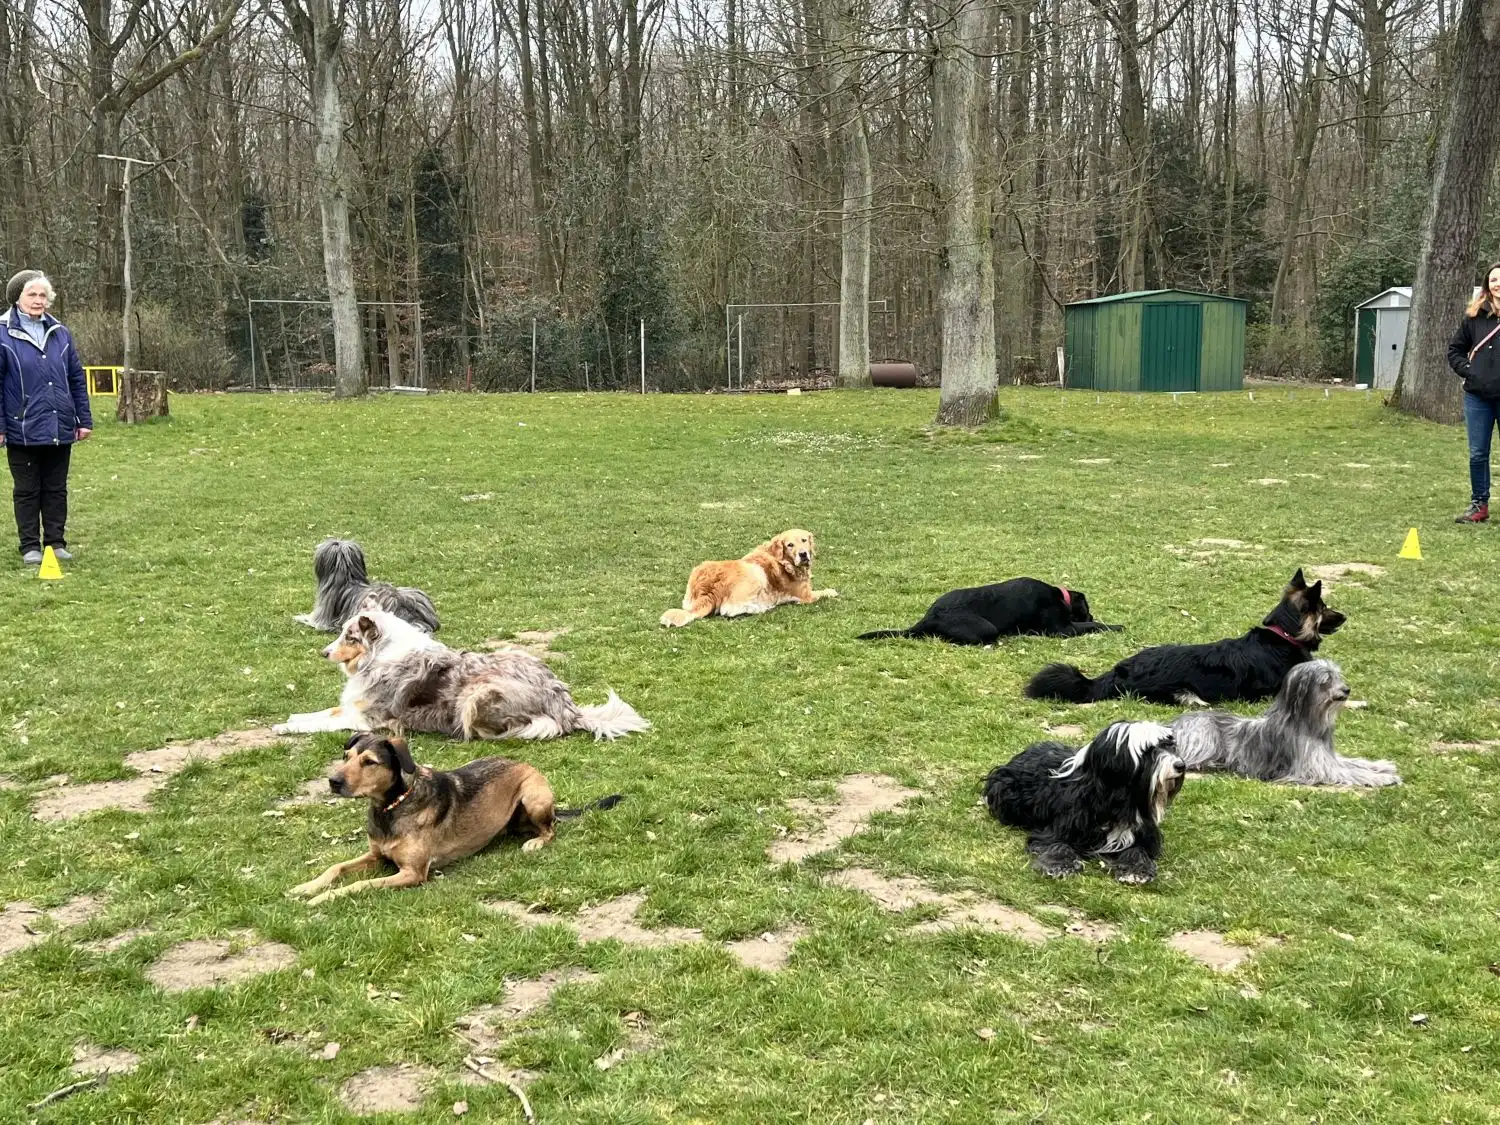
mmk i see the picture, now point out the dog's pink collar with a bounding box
[1261,624,1305,648]
[1059,586,1072,610]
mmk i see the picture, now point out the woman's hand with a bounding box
[76,428,92,441]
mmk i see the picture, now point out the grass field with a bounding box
[2,387,1498,1124]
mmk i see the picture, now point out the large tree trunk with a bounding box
[830,0,872,388]
[286,0,366,398]
[1392,0,1500,422]
[933,0,997,425]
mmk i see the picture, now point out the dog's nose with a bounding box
[1170,756,1186,776]
[328,777,345,794]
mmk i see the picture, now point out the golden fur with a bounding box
[660,528,837,627]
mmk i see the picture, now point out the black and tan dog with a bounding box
[287,733,619,905]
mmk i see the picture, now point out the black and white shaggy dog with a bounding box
[983,721,1186,883]
[295,538,441,634]
[1024,569,1345,706]
[856,578,1121,644]
[1171,659,1400,787]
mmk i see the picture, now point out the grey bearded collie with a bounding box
[1171,659,1400,787]
[296,538,440,634]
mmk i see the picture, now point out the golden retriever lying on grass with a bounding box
[660,528,837,627]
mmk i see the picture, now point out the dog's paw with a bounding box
[287,881,323,899]
[1344,699,1370,710]
[271,722,296,736]
[293,613,316,626]
[1114,870,1155,885]
[816,588,839,600]
[306,890,334,906]
[521,837,547,852]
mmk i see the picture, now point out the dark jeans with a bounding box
[7,443,71,554]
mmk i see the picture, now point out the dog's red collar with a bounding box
[1059,586,1072,610]
[382,786,414,813]
[1261,624,1305,648]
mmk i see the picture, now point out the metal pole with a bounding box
[413,301,426,388]
[583,361,590,391]
[725,306,732,390]
[640,319,646,393]
[247,298,257,391]
[737,315,744,391]
[530,317,537,392]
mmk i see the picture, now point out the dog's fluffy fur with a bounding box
[857,577,1120,644]
[660,528,836,627]
[275,606,649,741]
[1171,659,1400,787]
[287,733,623,905]
[983,721,1186,883]
[1024,569,1345,706]
[295,538,440,633]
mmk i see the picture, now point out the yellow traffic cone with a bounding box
[37,546,64,580]
[1398,528,1422,560]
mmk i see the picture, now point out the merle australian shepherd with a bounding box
[1024,569,1344,706]
[856,577,1120,645]
[983,720,1186,883]
[296,538,440,634]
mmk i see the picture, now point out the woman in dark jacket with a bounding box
[1447,263,1500,523]
[0,270,93,564]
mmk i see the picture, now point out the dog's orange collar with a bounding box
[382,787,414,813]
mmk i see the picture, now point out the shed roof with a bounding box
[1065,288,1249,307]
[1355,286,1412,309]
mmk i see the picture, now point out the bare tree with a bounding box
[828,0,873,388]
[1392,0,1500,422]
[933,0,996,425]
[282,0,366,397]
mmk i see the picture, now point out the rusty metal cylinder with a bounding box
[869,362,919,388]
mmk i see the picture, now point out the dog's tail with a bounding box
[855,627,915,640]
[1024,662,1115,702]
[556,793,626,820]
[576,690,651,740]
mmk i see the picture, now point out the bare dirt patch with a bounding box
[455,969,601,1054]
[1168,930,1280,972]
[1042,724,1086,739]
[34,727,294,822]
[1431,739,1500,754]
[490,891,702,948]
[769,774,921,864]
[1250,478,1288,486]
[594,1011,657,1071]
[1074,457,1112,465]
[277,778,334,808]
[478,628,571,659]
[339,1064,439,1115]
[144,931,297,992]
[0,895,104,959]
[724,927,807,971]
[1192,538,1261,550]
[1307,563,1386,588]
[826,868,1114,943]
[71,1042,141,1077]
[83,927,154,953]
[0,777,20,790]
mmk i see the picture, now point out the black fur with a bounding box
[857,577,1121,644]
[983,721,1185,883]
[1024,569,1345,706]
[556,793,627,819]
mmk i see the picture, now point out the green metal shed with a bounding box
[1064,289,1247,392]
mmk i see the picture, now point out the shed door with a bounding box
[1140,303,1201,392]
[1355,308,1376,385]
[1373,308,1407,389]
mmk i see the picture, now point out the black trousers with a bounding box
[7,443,72,554]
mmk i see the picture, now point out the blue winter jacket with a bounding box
[0,307,93,446]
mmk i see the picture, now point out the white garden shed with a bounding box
[1353,286,1411,390]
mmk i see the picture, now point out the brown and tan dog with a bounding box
[660,528,838,627]
[287,733,619,905]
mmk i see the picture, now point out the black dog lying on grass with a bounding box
[1024,569,1345,706]
[857,577,1121,645]
[983,721,1186,884]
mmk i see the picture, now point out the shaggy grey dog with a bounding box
[295,538,440,633]
[276,606,649,742]
[1170,659,1400,787]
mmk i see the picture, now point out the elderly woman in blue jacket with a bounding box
[0,270,93,564]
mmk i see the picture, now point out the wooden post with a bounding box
[99,154,168,423]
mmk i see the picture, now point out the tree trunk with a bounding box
[286,0,366,397]
[831,0,872,388]
[1392,0,1500,422]
[1269,0,1335,324]
[934,0,997,425]
[116,371,169,422]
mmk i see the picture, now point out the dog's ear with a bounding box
[343,733,363,750]
[1288,568,1308,591]
[357,614,379,639]
[358,591,382,612]
[768,534,789,559]
[807,532,816,559]
[387,737,419,776]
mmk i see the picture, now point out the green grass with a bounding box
[2,387,1499,1123]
